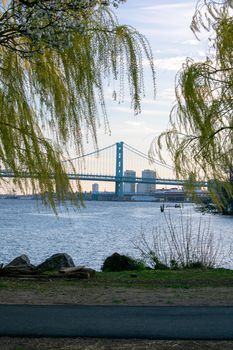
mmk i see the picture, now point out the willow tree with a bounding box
[153,0,233,211]
[0,0,156,208]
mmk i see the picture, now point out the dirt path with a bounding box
[1,285,233,306]
[1,337,233,350]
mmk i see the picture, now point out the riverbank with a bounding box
[1,269,233,350]
[1,269,233,305]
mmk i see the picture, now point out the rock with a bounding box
[5,254,31,267]
[36,253,75,272]
[2,265,35,274]
[102,252,144,272]
[3,254,35,273]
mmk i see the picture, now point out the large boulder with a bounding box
[3,254,35,273]
[36,253,75,272]
[102,252,144,272]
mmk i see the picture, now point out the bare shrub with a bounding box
[134,211,226,269]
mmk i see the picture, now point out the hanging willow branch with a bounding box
[151,0,233,211]
[0,1,156,209]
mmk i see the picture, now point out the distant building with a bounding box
[123,170,136,193]
[137,169,156,193]
[92,183,99,193]
[137,183,146,193]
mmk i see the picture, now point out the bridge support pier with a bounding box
[115,142,124,197]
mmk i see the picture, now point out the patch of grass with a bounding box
[0,280,11,289]
[1,268,233,290]
[0,278,55,292]
[163,284,191,289]
[88,268,233,288]
[112,298,126,304]
[50,268,233,289]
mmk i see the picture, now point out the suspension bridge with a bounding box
[0,142,208,196]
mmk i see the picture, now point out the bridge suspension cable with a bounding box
[62,143,116,163]
[124,143,174,170]
[61,142,175,180]
[0,140,208,194]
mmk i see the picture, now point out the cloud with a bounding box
[153,55,205,72]
[113,106,133,114]
[112,105,169,118]
[141,2,196,11]
[141,98,157,105]
[181,39,200,46]
[114,121,159,136]
[120,1,197,44]
[139,28,192,39]
[140,109,167,117]
[124,121,142,127]
[157,88,176,101]
[144,56,187,71]
[197,50,206,57]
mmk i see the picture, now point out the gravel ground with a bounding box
[1,337,233,350]
[1,286,233,306]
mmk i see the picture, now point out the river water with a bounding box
[0,199,232,270]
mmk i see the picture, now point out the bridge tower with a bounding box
[115,141,124,197]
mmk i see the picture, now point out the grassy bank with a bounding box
[91,268,233,288]
[1,268,233,290]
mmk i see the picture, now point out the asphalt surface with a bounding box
[0,305,233,339]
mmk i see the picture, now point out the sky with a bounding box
[83,0,207,159]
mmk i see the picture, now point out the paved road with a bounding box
[0,305,233,339]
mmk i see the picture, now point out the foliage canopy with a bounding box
[0,0,155,208]
[152,0,233,210]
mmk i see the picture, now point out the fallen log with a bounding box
[65,271,91,279]
[59,266,85,274]
[0,269,39,276]
[59,267,96,278]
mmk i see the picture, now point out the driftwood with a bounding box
[0,268,39,276]
[59,266,85,274]
[0,265,96,280]
[0,272,85,280]
[59,266,96,279]
[66,272,91,279]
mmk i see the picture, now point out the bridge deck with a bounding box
[0,171,208,187]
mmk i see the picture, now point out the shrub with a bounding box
[101,252,145,272]
[134,210,225,270]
